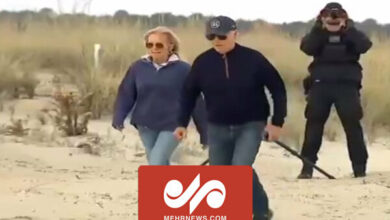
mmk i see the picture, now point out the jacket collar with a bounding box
[212,43,240,57]
[141,53,180,64]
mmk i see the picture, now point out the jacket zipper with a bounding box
[223,54,230,79]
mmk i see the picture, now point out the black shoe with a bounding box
[266,209,273,220]
[253,209,273,220]
[354,171,366,178]
[297,164,313,179]
[297,172,313,179]
[353,164,366,178]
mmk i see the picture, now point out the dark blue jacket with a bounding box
[178,44,287,127]
[112,56,207,144]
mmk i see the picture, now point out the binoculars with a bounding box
[321,8,346,19]
[330,9,342,19]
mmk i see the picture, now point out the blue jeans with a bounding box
[138,126,179,165]
[208,121,269,219]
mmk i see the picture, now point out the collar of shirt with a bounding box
[141,54,180,70]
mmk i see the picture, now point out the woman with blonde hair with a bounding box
[112,26,207,165]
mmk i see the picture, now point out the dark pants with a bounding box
[301,82,368,170]
[207,121,269,219]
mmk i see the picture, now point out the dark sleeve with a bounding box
[178,58,202,128]
[259,54,287,127]
[191,95,208,145]
[112,65,137,128]
[343,24,372,54]
[300,22,328,56]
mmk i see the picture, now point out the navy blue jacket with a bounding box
[112,57,207,144]
[178,44,287,127]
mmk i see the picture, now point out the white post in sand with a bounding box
[94,43,101,70]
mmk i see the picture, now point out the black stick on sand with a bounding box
[273,140,336,179]
[200,134,336,179]
[200,158,209,166]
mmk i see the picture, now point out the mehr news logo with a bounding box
[138,166,253,220]
[163,174,226,220]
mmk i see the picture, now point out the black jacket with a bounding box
[178,44,287,127]
[300,20,372,85]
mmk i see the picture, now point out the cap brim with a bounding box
[206,29,230,36]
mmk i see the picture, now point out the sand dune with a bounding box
[0,98,389,220]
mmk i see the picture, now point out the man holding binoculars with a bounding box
[299,2,372,179]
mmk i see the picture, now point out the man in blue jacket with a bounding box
[174,16,287,220]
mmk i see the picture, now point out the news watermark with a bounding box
[138,166,253,220]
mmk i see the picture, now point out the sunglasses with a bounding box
[145,42,164,49]
[206,34,228,41]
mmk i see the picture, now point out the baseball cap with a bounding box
[324,2,344,10]
[205,16,237,36]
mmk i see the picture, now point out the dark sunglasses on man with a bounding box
[206,34,228,41]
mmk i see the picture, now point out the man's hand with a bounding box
[339,19,347,29]
[173,127,187,141]
[265,124,282,142]
[313,19,324,30]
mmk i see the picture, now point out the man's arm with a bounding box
[178,59,202,128]
[300,21,328,56]
[343,20,372,54]
[191,95,208,145]
[260,55,287,127]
